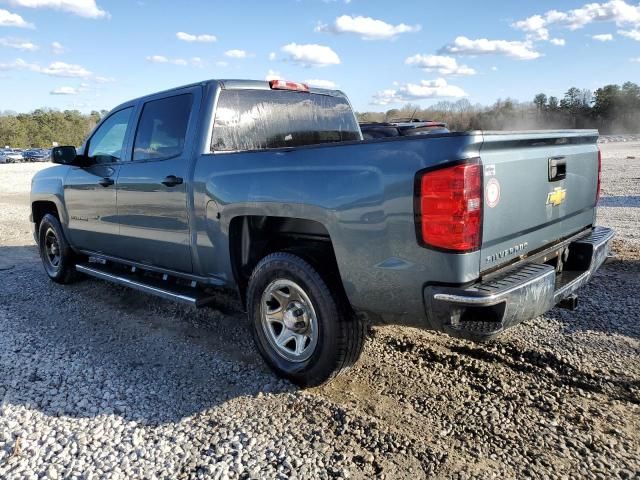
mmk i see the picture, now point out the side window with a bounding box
[87,107,133,163]
[133,94,193,161]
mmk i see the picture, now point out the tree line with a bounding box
[0,109,107,149]
[357,81,640,133]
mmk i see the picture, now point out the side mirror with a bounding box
[51,146,79,165]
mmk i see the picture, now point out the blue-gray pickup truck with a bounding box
[31,79,614,386]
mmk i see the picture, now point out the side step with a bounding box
[75,263,217,307]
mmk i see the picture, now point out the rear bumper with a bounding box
[423,226,614,339]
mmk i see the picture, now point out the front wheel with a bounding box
[38,214,80,284]
[247,252,365,387]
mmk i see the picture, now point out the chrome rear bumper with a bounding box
[424,226,615,339]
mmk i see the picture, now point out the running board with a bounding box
[75,263,217,307]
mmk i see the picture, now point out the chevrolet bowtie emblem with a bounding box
[546,187,566,206]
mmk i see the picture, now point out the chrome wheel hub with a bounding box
[283,302,308,331]
[260,279,318,363]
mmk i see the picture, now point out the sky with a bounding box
[0,0,639,114]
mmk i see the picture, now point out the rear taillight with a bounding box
[417,160,482,252]
[596,149,602,204]
[269,79,309,92]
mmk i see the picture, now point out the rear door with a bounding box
[479,131,599,272]
[113,87,201,272]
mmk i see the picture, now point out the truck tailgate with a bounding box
[479,130,600,272]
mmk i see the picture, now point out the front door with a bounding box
[64,106,134,254]
[114,88,200,273]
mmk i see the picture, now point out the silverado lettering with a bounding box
[485,242,529,264]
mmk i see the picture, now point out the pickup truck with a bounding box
[31,79,614,386]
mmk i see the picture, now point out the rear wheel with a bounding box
[247,252,365,387]
[38,214,80,284]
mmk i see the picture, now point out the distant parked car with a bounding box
[24,149,49,162]
[0,149,23,163]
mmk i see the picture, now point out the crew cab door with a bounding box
[64,106,135,254]
[113,88,200,273]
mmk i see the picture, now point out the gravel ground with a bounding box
[596,142,640,244]
[0,144,638,480]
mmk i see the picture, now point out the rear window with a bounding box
[133,94,193,161]
[211,89,361,152]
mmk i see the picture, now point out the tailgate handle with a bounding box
[548,156,566,181]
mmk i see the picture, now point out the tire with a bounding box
[247,252,365,387]
[37,213,80,284]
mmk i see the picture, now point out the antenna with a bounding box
[409,107,418,122]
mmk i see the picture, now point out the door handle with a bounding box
[548,156,567,181]
[161,175,183,187]
[99,177,114,187]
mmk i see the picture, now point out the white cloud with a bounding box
[439,36,541,60]
[513,1,640,35]
[0,58,39,72]
[631,56,640,62]
[281,43,340,67]
[176,31,216,43]
[592,33,614,41]
[94,75,114,83]
[268,51,276,61]
[0,8,33,27]
[512,15,550,41]
[146,55,202,66]
[0,58,91,77]
[146,55,169,63]
[50,86,78,95]
[305,79,338,88]
[513,14,547,33]
[215,60,228,67]
[0,37,38,51]
[265,69,281,81]
[550,38,566,46]
[224,49,248,58]
[51,41,65,54]
[405,54,476,76]
[7,0,108,19]
[42,61,91,77]
[316,15,421,40]
[491,66,498,71]
[619,28,640,40]
[527,29,550,41]
[372,78,467,105]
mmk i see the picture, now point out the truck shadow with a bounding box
[0,245,293,427]
[552,253,640,341]
[0,244,637,428]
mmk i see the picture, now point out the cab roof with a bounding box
[112,79,345,112]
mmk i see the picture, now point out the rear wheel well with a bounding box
[32,201,59,228]
[229,216,346,306]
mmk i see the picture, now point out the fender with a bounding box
[30,165,71,234]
